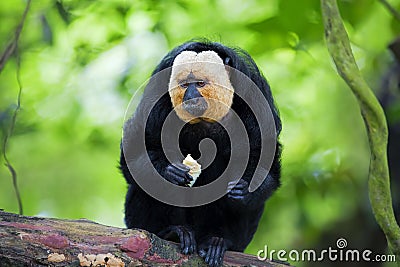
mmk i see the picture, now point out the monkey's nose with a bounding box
[183,83,202,102]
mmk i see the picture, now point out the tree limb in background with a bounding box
[389,37,400,62]
[320,0,400,262]
[0,0,32,215]
[0,211,290,267]
[379,0,400,23]
[0,0,31,73]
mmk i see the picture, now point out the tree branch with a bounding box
[321,0,400,262]
[0,211,290,267]
[0,0,31,216]
[389,37,400,62]
[0,0,31,74]
[379,0,400,23]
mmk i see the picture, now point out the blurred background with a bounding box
[0,0,399,266]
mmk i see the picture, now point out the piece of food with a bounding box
[182,154,201,187]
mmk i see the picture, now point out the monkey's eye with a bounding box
[180,82,190,88]
[196,81,206,87]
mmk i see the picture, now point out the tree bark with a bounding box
[0,211,290,267]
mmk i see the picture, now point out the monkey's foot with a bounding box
[164,163,193,186]
[158,225,196,254]
[198,237,229,267]
[227,179,249,201]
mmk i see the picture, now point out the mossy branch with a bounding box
[0,211,289,267]
[320,0,400,262]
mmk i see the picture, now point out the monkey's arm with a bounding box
[120,147,192,187]
[227,172,279,209]
[227,142,281,209]
[120,148,167,185]
[121,147,196,255]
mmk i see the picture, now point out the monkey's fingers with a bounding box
[171,162,190,172]
[204,237,226,267]
[165,166,188,185]
[227,186,249,201]
[227,179,249,197]
[228,189,248,195]
[227,195,244,201]
[182,228,196,254]
[198,248,207,258]
[189,230,197,254]
[158,225,196,254]
[227,180,239,191]
[227,179,248,190]
[207,240,218,267]
[170,168,193,182]
[169,163,193,184]
[174,226,196,255]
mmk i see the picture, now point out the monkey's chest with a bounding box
[178,124,231,186]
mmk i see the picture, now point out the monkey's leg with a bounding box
[124,184,169,233]
[158,225,196,254]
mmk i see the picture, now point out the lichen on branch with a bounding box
[0,211,288,267]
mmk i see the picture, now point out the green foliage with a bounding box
[0,0,399,265]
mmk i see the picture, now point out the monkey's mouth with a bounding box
[183,98,208,117]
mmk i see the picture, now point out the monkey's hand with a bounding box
[226,179,249,201]
[164,163,193,186]
[158,225,196,255]
[198,237,231,267]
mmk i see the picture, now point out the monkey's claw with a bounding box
[164,163,193,186]
[198,237,227,267]
[158,225,196,254]
[227,179,249,200]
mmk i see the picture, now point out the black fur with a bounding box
[120,40,282,267]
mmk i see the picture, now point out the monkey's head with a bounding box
[168,51,234,123]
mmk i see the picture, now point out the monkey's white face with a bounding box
[168,51,234,123]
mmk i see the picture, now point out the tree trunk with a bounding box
[0,211,290,267]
